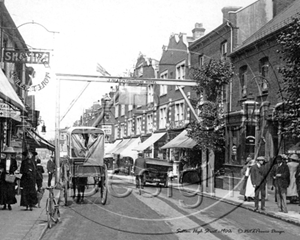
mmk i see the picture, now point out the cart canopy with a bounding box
[67,127,105,166]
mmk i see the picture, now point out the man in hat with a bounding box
[134,153,147,189]
[250,156,268,211]
[47,156,56,187]
[271,155,290,213]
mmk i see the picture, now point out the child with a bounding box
[36,158,44,191]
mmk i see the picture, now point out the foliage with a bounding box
[277,15,300,138]
[188,59,234,151]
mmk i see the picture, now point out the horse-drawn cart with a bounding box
[61,127,108,205]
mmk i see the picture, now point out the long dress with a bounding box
[287,161,299,199]
[0,158,18,205]
[20,157,38,208]
[245,167,255,199]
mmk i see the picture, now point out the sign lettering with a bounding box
[3,50,50,64]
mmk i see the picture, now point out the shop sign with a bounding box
[3,50,50,64]
[102,125,112,135]
[0,102,20,118]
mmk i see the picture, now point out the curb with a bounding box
[172,184,300,227]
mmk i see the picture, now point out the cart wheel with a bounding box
[100,164,108,205]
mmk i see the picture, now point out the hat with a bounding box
[3,146,16,154]
[246,156,252,163]
[290,154,300,161]
[257,156,266,162]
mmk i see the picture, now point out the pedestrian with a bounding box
[295,161,300,213]
[250,156,268,211]
[134,153,147,189]
[239,156,252,201]
[36,158,44,192]
[20,150,38,211]
[178,156,187,183]
[271,155,290,213]
[47,156,55,187]
[244,159,256,201]
[0,146,18,210]
[287,154,299,203]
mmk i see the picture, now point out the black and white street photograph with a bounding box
[1,0,300,239]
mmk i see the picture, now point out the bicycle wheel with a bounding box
[51,200,60,223]
[46,199,53,229]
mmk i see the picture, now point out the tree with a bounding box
[188,59,234,151]
[276,15,300,138]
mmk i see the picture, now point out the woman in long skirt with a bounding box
[20,150,38,211]
[0,147,18,210]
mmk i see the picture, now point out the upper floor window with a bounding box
[127,119,132,136]
[259,57,269,93]
[239,65,247,98]
[176,60,185,90]
[128,104,133,111]
[221,41,228,60]
[147,114,153,133]
[198,55,204,67]
[115,104,119,118]
[147,85,154,104]
[121,104,125,116]
[160,71,168,96]
[136,116,142,135]
[114,125,119,139]
[120,124,125,138]
[159,106,167,129]
[175,101,185,121]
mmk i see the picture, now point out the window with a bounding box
[160,71,168,95]
[121,104,125,116]
[147,114,153,133]
[239,65,247,97]
[176,61,186,90]
[198,55,204,67]
[221,41,228,60]
[175,101,184,121]
[114,125,119,139]
[128,104,133,111]
[115,104,119,118]
[259,57,269,93]
[159,106,167,129]
[120,124,125,138]
[127,119,132,136]
[147,85,154,104]
[136,116,142,135]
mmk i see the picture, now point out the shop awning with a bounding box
[133,132,166,152]
[114,138,132,154]
[288,143,300,154]
[119,137,141,159]
[0,69,26,111]
[161,130,196,149]
[105,139,122,155]
[26,129,55,151]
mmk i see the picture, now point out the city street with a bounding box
[41,176,300,240]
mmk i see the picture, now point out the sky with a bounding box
[5,0,256,140]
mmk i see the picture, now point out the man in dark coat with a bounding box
[0,146,18,210]
[134,153,147,188]
[20,150,38,211]
[47,156,56,187]
[250,156,268,211]
[271,155,290,213]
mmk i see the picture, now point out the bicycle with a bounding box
[45,185,61,229]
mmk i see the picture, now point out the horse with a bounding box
[72,177,88,203]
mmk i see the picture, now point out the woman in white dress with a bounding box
[244,159,256,201]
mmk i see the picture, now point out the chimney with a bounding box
[192,23,205,40]
[221,6,241,23]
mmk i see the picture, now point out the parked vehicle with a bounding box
[143,158,173,187]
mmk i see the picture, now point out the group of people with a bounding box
[240,154,300,213]
[0,146,51,211]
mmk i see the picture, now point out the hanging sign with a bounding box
[5,50,52,92]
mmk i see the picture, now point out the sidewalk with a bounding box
[172,182,300,226]
[0,182,61,240]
